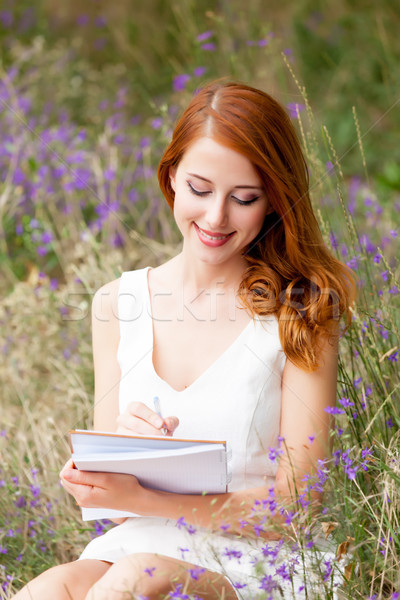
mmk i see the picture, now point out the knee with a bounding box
[14,560,109,600]
[86,578,169,600]
[13,563,80,600]
[85,554,174,600]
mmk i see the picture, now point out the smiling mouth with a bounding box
[194,223,235,240]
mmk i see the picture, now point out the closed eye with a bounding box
[187,181,260,205]
[232,195,260,206]
[187,182,210,196]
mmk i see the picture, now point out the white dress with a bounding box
[79,267,340,599]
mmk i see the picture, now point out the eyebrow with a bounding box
[187,172,263,190]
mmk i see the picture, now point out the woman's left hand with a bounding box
[59,459,144,512]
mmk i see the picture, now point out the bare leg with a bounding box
[12,560,110,600]
[85,553,238,600]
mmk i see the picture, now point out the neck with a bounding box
[175,249,248,295]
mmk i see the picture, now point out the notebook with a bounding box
[69,429,231,520]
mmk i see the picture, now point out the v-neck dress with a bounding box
[79,267,340,599]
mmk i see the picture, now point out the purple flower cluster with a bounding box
[0,456,111,591]
[332,446,373,481]
[176,516,196,535]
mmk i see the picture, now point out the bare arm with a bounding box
[91,278,122,432]
[275,331,338,503]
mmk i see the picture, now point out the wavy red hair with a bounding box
[158,80,357,371]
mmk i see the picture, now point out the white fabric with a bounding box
[79,267,341,599]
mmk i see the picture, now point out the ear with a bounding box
[169,167,176,192]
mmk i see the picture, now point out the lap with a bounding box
[13,552,238,599]
[87,553,238,600]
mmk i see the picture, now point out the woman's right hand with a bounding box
[116,401,179,437]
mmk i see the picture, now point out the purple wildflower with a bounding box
[193,66,207,77]
[259,574,280,594]
[338,397,354,408]
[168,584,190,599]
[329,232,339,249]
[76,14,89,26]
[187,567,205,580]
[323,558,333,582]
[0,10,13,27]
[30,484,40,498]
[254,516,267,537]
[173,74,190,92]
[95,15,107,27]
[275,562,292,581]
[201,43,216,51]
[14,496,27,508]
[196,31,213,42]
[186,524,196,535]
[234,581,247,589]
[268,446,283,461]
[151,117,163,130]
[223,548,242,562]
[176,517,187,529]
[333,450,341,467]
[324,406,345,415]
[286,103,305,118]
[104,168,115,181]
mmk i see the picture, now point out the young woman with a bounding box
[14,80,356,600]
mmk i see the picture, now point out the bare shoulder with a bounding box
[91,277,121,330]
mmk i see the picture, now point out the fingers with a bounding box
[129,401,165,429]
[59,457,74,478]
[60,468,106,506]
[116,401,179,436]
[116,412,160,436]
[62,468,105,487]
[164,416,179,434]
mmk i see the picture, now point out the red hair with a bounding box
[158,80,357,371]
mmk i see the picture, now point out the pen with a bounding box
[153,396,168,435]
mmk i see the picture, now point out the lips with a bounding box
[193,222,235,248]
[194,223,234,240]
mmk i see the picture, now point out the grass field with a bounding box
[1,1,399,597]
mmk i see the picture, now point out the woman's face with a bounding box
[170,137,269,268]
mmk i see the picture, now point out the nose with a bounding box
[205,195,229,230]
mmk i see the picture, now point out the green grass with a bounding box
[1,2,400,597]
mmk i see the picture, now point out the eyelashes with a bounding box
[187,182,209,197]
[186,181,260,205]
